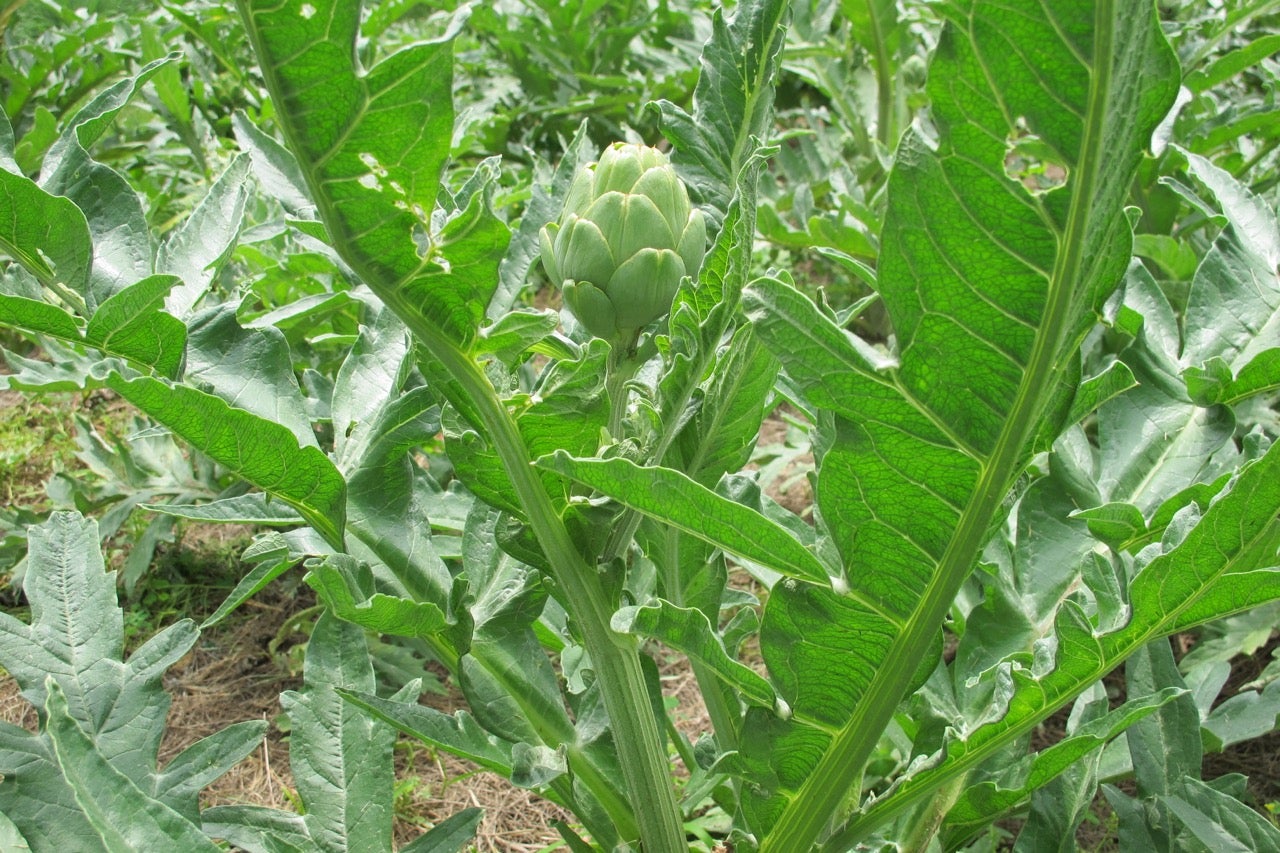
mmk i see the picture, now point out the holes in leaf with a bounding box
[1004,118,1068,194]
[300,3,316,19]
[358,151,388,191]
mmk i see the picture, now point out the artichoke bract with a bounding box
[540,142,706,344]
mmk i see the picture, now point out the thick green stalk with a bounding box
[412,327,686,852]
[663,530,742,752]
[604,343,643,441]
[897,773,967,853]
[234,4,683,845]
[862,1,895,149]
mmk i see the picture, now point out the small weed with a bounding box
[0,392,80,507]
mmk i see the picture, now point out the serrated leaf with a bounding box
[337,690,513,775]
[946,686,1183,832]
[149,494,305,526]
[1202,676,1280,752]
[1,337,120,392]
[475,309,562,364]
[671,326,779,487]
[488,122,594,321]
[331,305,411,467]
[1177,150,1280,372]
[280,612,395,852]
[456,508,574,746]
[45,680,221,852]
[201,805,312,852]
[510,742,568,789]
[342,385,454,606]
[0,512,127,723]
[154,720,268,820]
[1011,688,1110,852]
[1184,349,1280,406]
[232,110,315,216]
[238,0,500,347]
[956,472,1099,712]
[40,59,170,308]
[0,110,16,170]
[1127,640,1201,804]
[452,341,610,517]
[185,303,318,450]
[107,374,346,549]
[306,555,448,638]
[158,154,253,318]
[0,167,92,302]
[839,441,1280,844]
[652,0,789,216]
[1066,359,1138,425]
[1164,777,1280,851]
[739,1,1182,844]
[84,274,187,377]
[613,603,775,709]
[0,513,259,847]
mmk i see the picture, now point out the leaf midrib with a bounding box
[759,0,1119,847]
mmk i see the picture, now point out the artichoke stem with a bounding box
[604,337,643,440]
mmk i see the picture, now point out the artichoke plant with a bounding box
[540,142,706,345]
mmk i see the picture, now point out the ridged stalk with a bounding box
[408,325,686,852]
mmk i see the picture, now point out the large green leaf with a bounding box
[734,2,1180,847]
[306,555,448,639]
[337,690,513,776]
[538,453,833,586]
[0,273,187,381]
[282,613,396,852]
[0,513,263,848]
[185,303,318,449]
[153,720,269,815]
[236,0,501,348]
[651,0,789,216]
[330,306,456,606]
[612,602,776,708]
[1163,777,1280,851]
[84,274,187,378]
[0,167,91,302]
[157,154,253,318]
[943,686,1184,840]
[450,340,611,518]
[838,440,1280,844]
[203,614,409,852]
[1166,150,1280,411]
[1177,150,1280,373]
[44,680,221,852]
[107,375,346,549]
[40,59,169,309]
[456,508,634,844]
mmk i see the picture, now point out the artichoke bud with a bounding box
[540,142,706,343]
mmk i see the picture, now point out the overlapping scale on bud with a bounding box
[539,142,706,344]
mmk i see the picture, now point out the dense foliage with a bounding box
[2,0,1279,850]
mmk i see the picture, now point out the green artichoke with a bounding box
[540,142,706,344]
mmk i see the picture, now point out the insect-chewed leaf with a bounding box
[237,0,500,347]
[742,1,1181,847]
